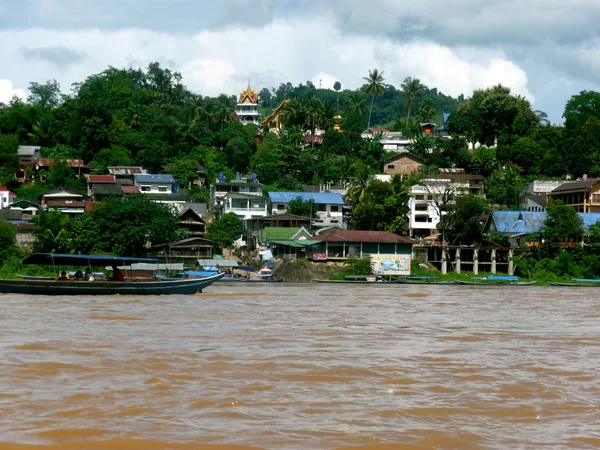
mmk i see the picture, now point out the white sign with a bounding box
[371,254,411,276]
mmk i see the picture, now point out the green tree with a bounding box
[168,157,202,188]
[48,161,78,187]
[401,76,425,124]
[206,212,244,250]
[31,210,73,253]
[0,221,22,265]
[563,90,600,130]
[225,137,253,173]
[362,69,385,129]
[333,81,342,111]
[91,147,131,174]
[286,197,317,218]
[416,98,436,123]
[71,195,181,256]
[250,133,286,185]
[542,200,584,245]
[444,195,490,245]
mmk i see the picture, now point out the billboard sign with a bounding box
[371,254,411,276]
[312,253,327,261]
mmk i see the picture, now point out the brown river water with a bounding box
[1,284,600,450]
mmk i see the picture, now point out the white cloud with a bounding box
[0,79,26,103]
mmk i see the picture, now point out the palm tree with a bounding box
[416,98,436,124]
[346,161,375,205]
[211,94,234,129]
[345,91,367,115]
[401,76,425,123]
[362,69,385,129]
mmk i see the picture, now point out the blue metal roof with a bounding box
[491,211,600,234]
[134,174,176,183]
[490,211,521,233]
[268,192,344,205]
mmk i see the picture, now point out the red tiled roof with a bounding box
[121,185,140,194]
[89,175,115,183]
[304,135,323,144]
[370,127,389,133]
[310,229,416,244]
[0,186,17,196]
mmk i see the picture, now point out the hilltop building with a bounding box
[234,83,261,126]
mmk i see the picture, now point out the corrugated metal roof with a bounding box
[89,175,116,183]
[134,174,176,183]
[490,211,600,234]
[17,145,41,156]
[579,213,600,230]
[489,211,521,233]
[269,240,306,248]
[268,192,344,205]
[310,229,415,244]
[551,179,600,193]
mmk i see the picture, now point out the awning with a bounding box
[22,253,158,267]
[197,259,238,267]
[237,265,254,272]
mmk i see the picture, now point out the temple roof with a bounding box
[239,82,259,104]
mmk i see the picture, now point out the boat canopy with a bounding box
[22,253,158,267]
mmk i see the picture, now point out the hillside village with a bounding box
[2,64,600,279]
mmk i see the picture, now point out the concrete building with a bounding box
[268,192,345,229]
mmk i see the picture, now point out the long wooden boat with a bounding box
[455,280,537,286]
[313,279,461,285]
[549,279,600,287]
[0,253,225,295]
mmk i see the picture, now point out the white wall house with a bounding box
[0,186,16,209]
[209,179,263,218]
[134,174,178,194]
[268,192,345,228]
[408,172,485,238]
[222,192,269,221]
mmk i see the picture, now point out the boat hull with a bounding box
[0,273,225,295]
[313,279,460,285]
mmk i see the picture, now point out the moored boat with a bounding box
[549,279,600,287]
[0,253,224,295]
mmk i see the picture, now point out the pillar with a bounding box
[508,248,514,276]
[455,248,461,274]
[473,248,479,275]
[491,249,497,274]
[441,248,447,275]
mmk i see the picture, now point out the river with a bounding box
[1,284,599,449]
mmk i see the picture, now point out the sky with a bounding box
[1,0,600,123]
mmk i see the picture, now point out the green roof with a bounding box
[262,227,301,241]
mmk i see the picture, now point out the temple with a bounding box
[234,83,261,126]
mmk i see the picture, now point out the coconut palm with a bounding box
[333,81,342,111]
[211,94,234,129]
[401,76,425,123]
[346,161,375,205]
[416,98,436,124]
[362,69,386,129]
[345,91,367,115]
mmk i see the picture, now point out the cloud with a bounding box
[22,46,86,68]
[0,79,26,103]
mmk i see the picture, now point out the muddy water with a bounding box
[1,284,600,449]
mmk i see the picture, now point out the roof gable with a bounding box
[383,153,425,165]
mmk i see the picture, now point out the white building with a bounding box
[222,192,269,221]
[361,128,413,152]
[408,171,485,238]
[0,186,16,209]
[268,192,345,228]
[234,83,261,126]
[519,180,569,212]
[209,178,263,219]
[134,174,178,194]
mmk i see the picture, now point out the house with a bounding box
[87,174,122,200]
[179,207,207,237]
[246,213,313,235]
[17,146,41,164]
[134,174,178,194]
[361,128,413,152]
[40,186,86,219]
[268,192,345,228]
[107,166,148,178]
[151,237,213,260]
[302,182,350,196]
[0,186,17,209]
[35,159,90,178]
[383,153,424,177]
[9,200,41,220]
[408,170,485,238]
[420,122,436,135]
[519,180,569,211]
[305,229,415,260]
[483,210,600,246]
[547,178,600,212]
[209,178,263,216]
[219,192,269,221]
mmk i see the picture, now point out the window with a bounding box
[414,203,428,211]
[330,205,339,212]
[415,216,428,222]
[415,195,424,200]
[387,165,395,169]
[158,186,168,192]
[249,187,258,193]
[318,204,327,211]
[140,185,151,192]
